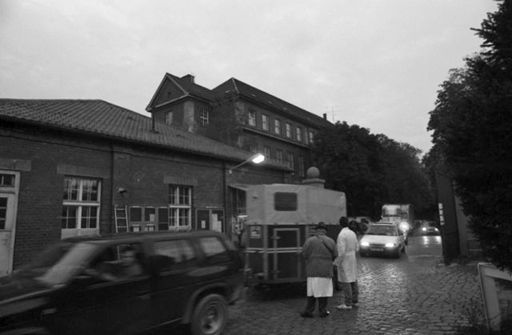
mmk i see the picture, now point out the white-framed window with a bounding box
[248,110,256,126]
[296,127,302,142]
[262,114,269,131]
[285,123,291,138]
[165,111,173,125]
[304,129,309,144]
[274,119,281,135]
[169,185,192,229]
[0,173,15,187]
[61,177,101,229]
[199,106,209,126]
[309,130,314,144]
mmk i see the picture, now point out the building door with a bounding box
[0,171,19,276]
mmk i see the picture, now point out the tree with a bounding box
[312,122,433,220]
[427,0,512,271]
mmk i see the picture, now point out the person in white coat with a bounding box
[333,217,359,310]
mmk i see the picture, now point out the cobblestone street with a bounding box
[224,235,482,335]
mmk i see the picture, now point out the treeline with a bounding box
[427,0,512,271]
[311,121,435,220]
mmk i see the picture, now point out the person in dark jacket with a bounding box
[300,222,337,318]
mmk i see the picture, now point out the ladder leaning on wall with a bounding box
[114,206,128,233]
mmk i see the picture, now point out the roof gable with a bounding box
[147,73,215,112]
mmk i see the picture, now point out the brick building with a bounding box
[0,99,288,275]
[146,73,333,183]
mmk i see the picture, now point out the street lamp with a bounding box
[228,153,265,174]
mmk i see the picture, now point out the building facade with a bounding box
[146,74,333,182]
[0,99,288,275]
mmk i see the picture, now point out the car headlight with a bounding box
[385,243,396,248]
[399,221,409,232]
[422,227,427,232]
[360,241,370,247]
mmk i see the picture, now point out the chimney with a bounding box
[323,113,327,120]
[182,74,195,84]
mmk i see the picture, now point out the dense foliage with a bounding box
[311,122,434,220]
[427,0,512,271]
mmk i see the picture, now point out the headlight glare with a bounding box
[385,243,396,248]
[360,241,370,247]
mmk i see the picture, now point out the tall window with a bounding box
[199,106,209,126]
[165,111,173,125]
[309,130,314,144]
[274,119,281,135]
[286,152,294,169]
[296,127,302,142]
[263,146,271,160]
[262,114,269,131]
[169,185,192,229]
[285,123,291,138]
[276,149,283,162]
[248,110,256,126]
[62,177,101,230]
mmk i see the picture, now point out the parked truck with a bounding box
[243,183,346,286]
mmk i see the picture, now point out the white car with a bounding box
[359,224,406,258]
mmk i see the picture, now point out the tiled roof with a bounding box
[0,99,283,166]
[213,78,333,128]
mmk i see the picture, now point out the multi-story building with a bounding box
[146,73,333,182]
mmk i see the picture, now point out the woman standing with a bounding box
[300,222,337,318]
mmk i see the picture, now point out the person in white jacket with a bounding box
[333,217,359,310]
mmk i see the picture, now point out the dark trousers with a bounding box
[340,281,359,305]
[304,296,328,314]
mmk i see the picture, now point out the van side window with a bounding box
[153,239,196,271]
[199,237,229,263]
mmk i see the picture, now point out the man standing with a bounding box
[334,217,359,310]
[301,222,337,318]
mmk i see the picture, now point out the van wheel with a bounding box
[191,294,228,335]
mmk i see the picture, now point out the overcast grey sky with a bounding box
[0,0,499,154]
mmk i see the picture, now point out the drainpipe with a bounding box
[223,161,229,238]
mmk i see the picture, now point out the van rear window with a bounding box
[274,192,297,211]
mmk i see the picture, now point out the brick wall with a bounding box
[1,124,285,269]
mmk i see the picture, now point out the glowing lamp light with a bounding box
[228,153,265,174]
[251,153,265,164]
